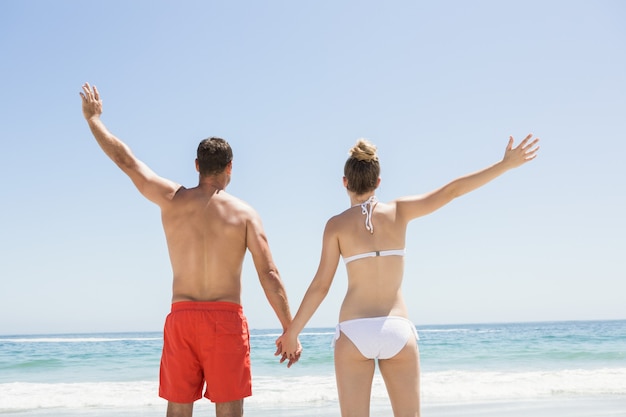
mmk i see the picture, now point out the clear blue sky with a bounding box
[1,1,624,335]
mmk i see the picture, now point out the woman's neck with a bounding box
[350,194,376,207]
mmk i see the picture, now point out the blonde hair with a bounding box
[344,138,380,195]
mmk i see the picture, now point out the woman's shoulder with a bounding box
[324,209,354,235]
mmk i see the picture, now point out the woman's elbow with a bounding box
[309,278,332,298]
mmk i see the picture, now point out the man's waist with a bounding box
[170,300,243,313]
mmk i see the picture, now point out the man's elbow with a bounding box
[261,268,284,288]
[112,148,137,171]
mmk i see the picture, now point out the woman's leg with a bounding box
[378,336,420,417]
[334,331,376,417]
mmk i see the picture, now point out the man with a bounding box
[80,83,301,417]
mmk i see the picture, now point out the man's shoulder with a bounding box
[172,187,254,211]
[217,192,259,217]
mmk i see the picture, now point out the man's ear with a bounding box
[195,159,200,172]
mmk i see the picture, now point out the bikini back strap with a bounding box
[343,248,406,265]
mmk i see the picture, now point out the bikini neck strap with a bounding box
[353,195,378,234]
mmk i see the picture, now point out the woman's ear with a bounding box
[343,176,348,188]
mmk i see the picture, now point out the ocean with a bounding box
[1,320,625,416]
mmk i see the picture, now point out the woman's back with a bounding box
[332,199,410,321]
[277,134,540,417]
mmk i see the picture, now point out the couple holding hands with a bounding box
[81,83,539,417]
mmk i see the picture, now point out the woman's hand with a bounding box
[502,134,540,169]
[275,330,303,368]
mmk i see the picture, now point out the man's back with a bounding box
[161,184,252,304]
[81,84,300,416]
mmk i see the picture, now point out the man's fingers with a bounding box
[81,83,99,101]
[287,356,296,368]
[287,352,302,368]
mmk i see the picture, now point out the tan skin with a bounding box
[277,135,539,417]
[80,83,301,417]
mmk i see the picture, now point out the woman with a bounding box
[276,134,540,417]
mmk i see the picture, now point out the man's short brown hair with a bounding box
[197,137,233,176]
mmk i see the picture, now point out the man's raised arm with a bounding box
[80,83,180,206]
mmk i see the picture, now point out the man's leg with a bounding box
[166,401,193,417]
[216,399,244,417]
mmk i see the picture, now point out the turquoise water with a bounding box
[418,320,626,371]
[1,320,625,413]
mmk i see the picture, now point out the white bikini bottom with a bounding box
[333,316,418,360]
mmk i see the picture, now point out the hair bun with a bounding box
[349,138,378,162]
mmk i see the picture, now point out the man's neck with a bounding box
[198,174,228,191]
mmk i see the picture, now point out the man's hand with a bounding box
[80,82,103,121]
[275,332,303,368]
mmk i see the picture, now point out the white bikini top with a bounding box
[342,195,406,265]
[343,249,406,265]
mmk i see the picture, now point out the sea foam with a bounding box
[2,368,625,412]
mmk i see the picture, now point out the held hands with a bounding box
[275,330,303,368]
[80,82,103,121]
[502,134,540,169]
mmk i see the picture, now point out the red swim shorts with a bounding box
[159,301,251,403]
